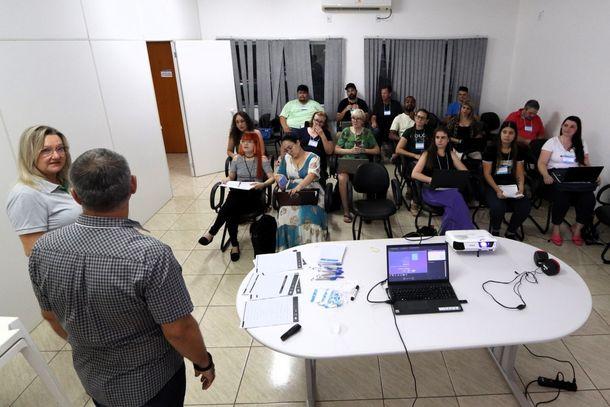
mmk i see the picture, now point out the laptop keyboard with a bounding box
[393,284,456,301]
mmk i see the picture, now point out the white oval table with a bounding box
[236,237,592,407]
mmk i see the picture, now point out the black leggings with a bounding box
[485,187,531,232]
[551,186,595,226]
[209,189,264,246]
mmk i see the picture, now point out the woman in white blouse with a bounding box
[537,116,596,246]
[6,125,81,255]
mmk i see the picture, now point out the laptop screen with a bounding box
[386,243,449,283]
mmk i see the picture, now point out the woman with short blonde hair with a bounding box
[6,125,81,255]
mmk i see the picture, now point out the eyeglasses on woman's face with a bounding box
[39,145,66,158]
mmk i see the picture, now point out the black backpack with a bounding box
[250,214,277,255]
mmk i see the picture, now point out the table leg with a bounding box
[488,346,531,407]
[305,358,316,407]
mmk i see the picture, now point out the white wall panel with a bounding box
[508,0,610,184]
[0,0,87,40]
[139,0,201,40]
[81,0,143,40]
[90,41,172,222]
[175,40,236,176]
[0,41,113,155]
[0,115,41,330]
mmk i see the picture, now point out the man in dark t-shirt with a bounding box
[371,85,402,145]
[336,83,369,131]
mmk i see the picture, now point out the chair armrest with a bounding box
[272,185,280,211]
[224,156,233,177]
[391,179,401,208]
[209,182,225,211]
[597,184,610,205]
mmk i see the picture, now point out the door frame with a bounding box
[170,41,196,177]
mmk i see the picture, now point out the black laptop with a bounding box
[386,242,462,315]
[430,169,470,190]
[550,166,603,183]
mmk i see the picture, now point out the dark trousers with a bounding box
[485,187,531,232]
[93,363,185,407]
[209,189,264,246]
[551,186,595,226]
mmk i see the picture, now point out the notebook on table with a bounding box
[430,169,470,190]
[550,166,603,183]
[386,242,462,315]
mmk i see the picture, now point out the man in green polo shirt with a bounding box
[279,84,323,134]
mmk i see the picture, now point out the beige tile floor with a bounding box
[2,153,609,406]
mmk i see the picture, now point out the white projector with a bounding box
[445,230,497,252]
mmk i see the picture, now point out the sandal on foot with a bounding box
[570,225,584,246]
[230,246,240,262]
[550,233,563,246]
[343,214,353,223]
[198,233,214,246]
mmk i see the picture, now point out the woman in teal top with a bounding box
[334,108,380,223]
[275,134,327,250]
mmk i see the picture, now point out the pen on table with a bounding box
[350,285,360,301]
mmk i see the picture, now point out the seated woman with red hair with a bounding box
[199,132,275,261]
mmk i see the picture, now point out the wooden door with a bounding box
[146,41,187,153]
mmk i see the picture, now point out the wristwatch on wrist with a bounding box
[193,352,214,372]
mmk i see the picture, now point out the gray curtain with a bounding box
[388,39,447,118]
[446,38,488,111]
[364,38,383,107]
[364,37,488,118]
[284,40,313,100]
[324,38,344,127]
[255,40,272,118]
[269,40,287,118]
[230,40,256,118]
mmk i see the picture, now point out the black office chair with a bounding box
[209,157,273,252]
[524,138,564,233]
[412,180,444,231]
[258,113,282,157]
[594,184,610,264]
[349,163,400,240]
[480,112,501,142]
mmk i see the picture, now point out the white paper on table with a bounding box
[241,296,299,328]
[221,181,256,190]
[255,250,303,274]
[248,272,301,299]
[499,184,524,198]
[318,244,346,265]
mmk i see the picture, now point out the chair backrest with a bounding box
[480,112,500,133]
[258,113,271,128]
[528,138,547,162]
[352,162,390,196]
[425,113,440,132]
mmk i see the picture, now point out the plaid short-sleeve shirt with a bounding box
[28,215,194,407]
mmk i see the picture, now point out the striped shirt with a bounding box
[28,214,193,406]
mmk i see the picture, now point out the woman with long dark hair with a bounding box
[411,127,475,233]
[537,116,596,246]
[446,101,485,154]
[200,132,274,260]
[482,121,531,239]
[293,111,334,184]
[226,112,265,158]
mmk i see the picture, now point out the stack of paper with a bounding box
[318,244,346,266]
[221,181,256,190]
[241,296,299,329]
[499,184,524,198]
[255,250,303,274]
[243,272,301,299]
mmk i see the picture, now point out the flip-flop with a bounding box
[343,214,353,223]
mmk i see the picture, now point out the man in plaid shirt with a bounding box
[29,148,215,406]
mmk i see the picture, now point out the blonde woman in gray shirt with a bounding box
[6,125,81,256]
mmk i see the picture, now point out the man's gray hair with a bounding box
[70,148,131,211]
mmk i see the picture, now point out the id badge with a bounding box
[308,138,319,148]
[415,142,425,150]
[384,108,391,116]
[524,125,533,132]
[562,154,576,164]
